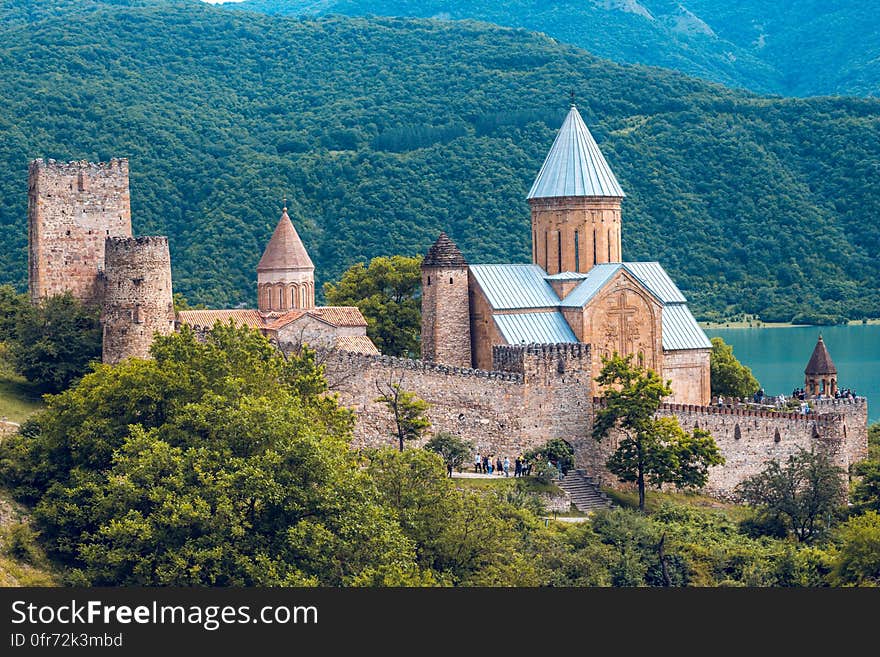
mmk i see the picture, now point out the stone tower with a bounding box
[420,232,471,367]
[28,158,132,305]
[805,334,838,397]
[528,105,624,275]
[101,236,174,364]
[257,207,315,312]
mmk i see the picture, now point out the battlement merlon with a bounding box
[30,158,129,175]
[492,342,591,382]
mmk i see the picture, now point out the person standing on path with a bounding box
[503,456,510,478]
[474,451,482,473]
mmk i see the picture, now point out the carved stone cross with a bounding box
[606,291,639,356]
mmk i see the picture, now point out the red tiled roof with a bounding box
[257,209,314,272]
[311,306,368,327]
[177,309,264,329]
[335,335,379,354]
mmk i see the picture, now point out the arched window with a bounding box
[279,287,285,310]
[574,231,580,271]
[449,276,454,284]
[608,229,612,261]
[593,228,597,265]
[427,276,431,286]
[300,285,307,308]
[734,424,742,440]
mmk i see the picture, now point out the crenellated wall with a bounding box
[101,236,174,364]
[318,344,594,459]
[320,341,867,500]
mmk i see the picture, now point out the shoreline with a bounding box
[700,319,880,330]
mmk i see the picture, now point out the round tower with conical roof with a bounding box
[528,104,624,275]
[257,207,315,312]
[804,334,838,397]
[420,232,471,367]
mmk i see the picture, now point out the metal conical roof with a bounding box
[805,334,837,375]
[528,105,625,200]
[257,208,314,272]
[423,232,467,268]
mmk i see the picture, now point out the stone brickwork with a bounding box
[663,348,711,406]
[574,399,867,500]
[421,265,472,368]
[321,344,594,459]
[530,196,622,274]
[579,270,664,384]
[275,314,366,348]
[101,236,174,364]
[469,277,507,370]
[28,158,132,305]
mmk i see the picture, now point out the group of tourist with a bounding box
[790,387,858,401]
[473,452,532,478]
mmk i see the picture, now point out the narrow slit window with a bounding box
[574,231,580,271]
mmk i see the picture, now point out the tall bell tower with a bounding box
[528,104,624,275]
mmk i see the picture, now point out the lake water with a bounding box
[704,324,879,424]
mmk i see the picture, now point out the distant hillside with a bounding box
[1,0,879,320]
[230,0,880,97]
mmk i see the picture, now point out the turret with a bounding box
[528,105,624,275]
[101,236,174,363]
[805,334,838,397]
[257,207,315,312]
[420,232,471,366]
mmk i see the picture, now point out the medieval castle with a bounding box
[25,105,868,499]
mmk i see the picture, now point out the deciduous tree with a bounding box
[592,354,724,511]
[710,337,760,399]
[735,448,846,542]
[375,380,431,452]
[324,255,422,356]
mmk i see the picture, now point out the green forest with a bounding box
[232,0,880,97]
[1,0,879,321]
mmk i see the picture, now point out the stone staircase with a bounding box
[558,469,614,513]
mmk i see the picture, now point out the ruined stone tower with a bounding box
[528,105,624,275]
[256,207,315,312]
[420,233,471,367]
[28,158,132,305]
[101,236,174,364]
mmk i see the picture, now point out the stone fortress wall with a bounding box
[316,342,868,498]
[28,158,132,305]
[101,236,175,364]
[27,159,174,363]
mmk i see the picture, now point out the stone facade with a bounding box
[530,196,622,274]
[420,235,471,368]
[101,236,175,364]
[322,344,593,458]
[322,341,868,500]
[663,349,711,406]
[28,158,132,305]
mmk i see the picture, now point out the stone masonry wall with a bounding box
[663,348,711,406]
[529,195,622,274]
[101,236,174,364]
[321,344,594,460]
[28,158,132,305]
[420,264,471,367]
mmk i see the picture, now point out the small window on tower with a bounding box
[427,276,431,286]
[449,277,453,284]
[574,231,580,271]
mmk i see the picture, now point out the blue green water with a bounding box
[704,325,879,424]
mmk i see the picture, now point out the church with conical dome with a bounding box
[421,104,712,405]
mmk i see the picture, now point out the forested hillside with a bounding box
[231,0,880,97]
[1,0,879,320]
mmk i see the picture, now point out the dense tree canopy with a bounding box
[0,1,878,321]
[323,255,422,356]
[0,323,422,585]
[592,354,724,511]
[236,0,880,97]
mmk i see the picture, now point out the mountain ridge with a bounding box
[0,0,878,321]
